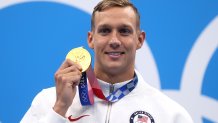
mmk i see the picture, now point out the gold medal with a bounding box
[66,47,91,72]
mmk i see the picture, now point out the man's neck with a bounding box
[94,68,135,84]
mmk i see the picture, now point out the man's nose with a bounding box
[109,32,121,49]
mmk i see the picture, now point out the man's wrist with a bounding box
[46,108,67,123]
[53,102,69,117]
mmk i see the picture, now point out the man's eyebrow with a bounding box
[98,24,132,28]
[119,24,132,28]
[98,24,111,28]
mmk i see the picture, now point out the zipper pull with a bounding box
[109,84,114,94]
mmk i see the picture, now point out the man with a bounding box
[21,0,193,122]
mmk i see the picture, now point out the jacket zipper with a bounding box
[105,84,114,123]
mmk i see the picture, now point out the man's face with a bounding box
[88,6,145,75]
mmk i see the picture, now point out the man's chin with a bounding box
[104,65,124,74]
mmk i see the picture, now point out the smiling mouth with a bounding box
[105,51,125,55]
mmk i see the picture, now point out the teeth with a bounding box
[105,51,124,55]
[108,52,121,55]
[107,52,125,55]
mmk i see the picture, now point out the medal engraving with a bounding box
[66,47,91,72]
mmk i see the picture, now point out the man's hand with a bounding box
[53,59,82,117]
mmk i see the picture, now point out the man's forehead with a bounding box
[94,7,137,26]
[97,23,133,29]
[95,6,136,18]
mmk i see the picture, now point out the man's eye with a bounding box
[119,28,132,35]
[98,28,111,35]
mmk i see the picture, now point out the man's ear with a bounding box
[87,31,94,49]
[137,31,146,49]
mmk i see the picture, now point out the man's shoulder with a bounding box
[31,87,56,106]
[136,71,190,115]
[36,87,56,98]
[41,87,56,94]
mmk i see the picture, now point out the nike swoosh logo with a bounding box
[68,114,90,122]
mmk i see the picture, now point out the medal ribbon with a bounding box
[78,72,94,105]
[78,67,138,105]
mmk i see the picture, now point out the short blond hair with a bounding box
[91,0,140,30]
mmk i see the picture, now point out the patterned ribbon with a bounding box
[78,67,138,105]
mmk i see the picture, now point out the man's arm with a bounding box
[53,59,82,116]
[21,59,82,123]
[20,88,67,123]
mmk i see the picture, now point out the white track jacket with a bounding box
[21,71,193,123]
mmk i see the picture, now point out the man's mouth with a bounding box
[105,51,125,55]
[105,51,125,58]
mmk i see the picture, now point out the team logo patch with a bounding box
[130,111,155,123]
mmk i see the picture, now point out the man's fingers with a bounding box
[55,71,82,86]
[58,59,71,70]
[59,59,82,71]
[57,65,82,75]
